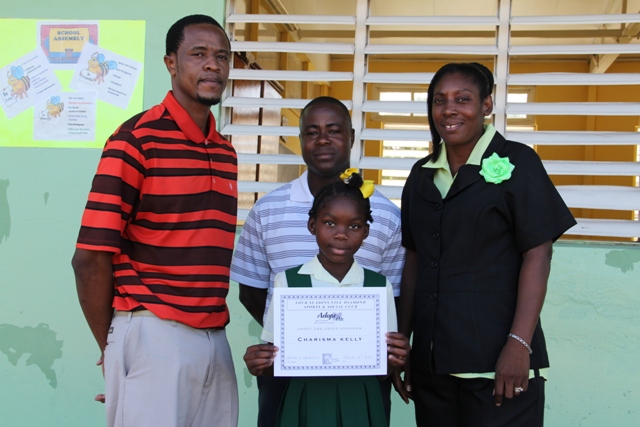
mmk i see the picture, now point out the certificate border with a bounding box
[278,292,382,372]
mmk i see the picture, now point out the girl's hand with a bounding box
[493,338,530,406]
[386,332,410,368]
[243,344,278,376]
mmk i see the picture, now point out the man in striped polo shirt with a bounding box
[231,96,406,427]
[72,15,238,427]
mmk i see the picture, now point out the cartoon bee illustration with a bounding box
[88,52,117,84]
[46,96,64,118]
[7,66,30,99]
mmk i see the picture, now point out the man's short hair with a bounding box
[299,96,352,131]
[166,14,230,56]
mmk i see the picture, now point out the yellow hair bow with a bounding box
[339,168,359,180]
[339,168,375,199]
[360,180,375,199]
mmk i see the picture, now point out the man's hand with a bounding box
[95,354,105,403]
[72,249,114,351]
[72,249,113,404]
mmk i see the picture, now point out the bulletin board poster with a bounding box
[39,21,99,69]
[0,19,145,149]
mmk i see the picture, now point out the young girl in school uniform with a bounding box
[244,169,410,427]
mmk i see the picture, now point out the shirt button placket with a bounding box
[429,200,442,305]
[204,139,215,189]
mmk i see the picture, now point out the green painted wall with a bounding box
[1,2,640,427]
[0,1,224,426]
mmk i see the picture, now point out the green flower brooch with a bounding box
[479,153,515,184]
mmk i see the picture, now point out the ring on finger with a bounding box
[514,386,524,393]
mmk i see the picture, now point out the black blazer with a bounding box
[401,131,576,374]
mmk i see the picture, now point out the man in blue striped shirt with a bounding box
[231,96,405,427]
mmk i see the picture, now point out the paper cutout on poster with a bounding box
[70,43,142,110]
[38,21,99,69]
[33,92,97,141]
[0,49,63,119]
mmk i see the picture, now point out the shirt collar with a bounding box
[290,170,314,203]
[423,142,450,171]
[423,124,496,169]
[300,255,364,285]
[161,91,222,144]
[467,124,496,165]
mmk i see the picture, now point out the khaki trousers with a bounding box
[104,311,239,427]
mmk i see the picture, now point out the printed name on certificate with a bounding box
[273,287,387,377]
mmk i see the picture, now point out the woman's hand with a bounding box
[392,249,417,404]
[391,352,413,404]
[387,332,412,403]
[243,344,278,377]
[493,338,530,406]
[493,240,552,406]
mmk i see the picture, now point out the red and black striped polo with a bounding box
[76,91,238,329]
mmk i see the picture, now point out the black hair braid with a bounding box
[308,172,373,223]
[344,172,363,189]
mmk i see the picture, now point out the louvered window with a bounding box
[222,0,640,239]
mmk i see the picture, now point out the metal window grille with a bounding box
[222,0,640,239]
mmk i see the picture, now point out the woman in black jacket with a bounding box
[394,62,576,427]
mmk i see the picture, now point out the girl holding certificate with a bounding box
[395,62,576,426]
[244,170,410,427]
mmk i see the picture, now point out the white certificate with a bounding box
[273,287,387,377]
